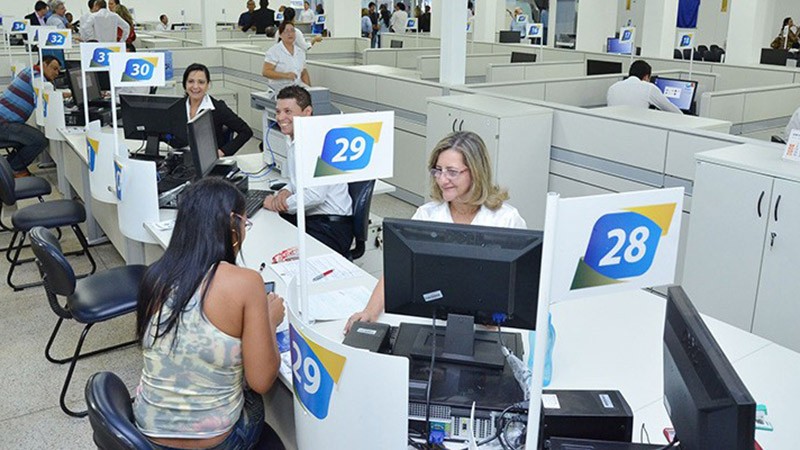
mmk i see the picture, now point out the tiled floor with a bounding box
[0,160,418,448]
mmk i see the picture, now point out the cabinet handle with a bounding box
[451,118,457,132]
[458,119,464,131]
[757,190,765,217]
[774,195,782,222]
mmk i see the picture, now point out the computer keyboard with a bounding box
[244,189,273,218]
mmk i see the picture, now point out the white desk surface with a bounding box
[696,143,800,183]
[593,105,733,133]
[350,64,422,79]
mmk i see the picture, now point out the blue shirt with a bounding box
[361,16,372,35]
[0,68,37,125]
[238,11,253,27]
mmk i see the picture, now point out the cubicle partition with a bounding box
[362,47,441,69]
[486,60,585,82]
[699,83,800,138]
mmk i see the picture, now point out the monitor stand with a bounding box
[408,313,506,370]
[144,134,161,157]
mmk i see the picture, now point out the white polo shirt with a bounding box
[412,201,527,229]
[607,76,683,114]
[284,135,352,217]
[264,41,306,93]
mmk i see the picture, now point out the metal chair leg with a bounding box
[45,317,137,365]
[59,323,93,418]
[8,225,97,291]
[6,231,28,291]
[72,225,97,277]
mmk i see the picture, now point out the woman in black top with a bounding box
[181,63,253,157]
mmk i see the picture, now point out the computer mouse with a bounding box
[270,182,287,191]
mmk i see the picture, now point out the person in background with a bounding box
[0,56,63,178]
[390,2,408,33]
[46,0,68,28]
[262,86,354,257]
[379,4,391,38]
[772,17,799,49]
[510,7,527,37]
[177,64,253,157]
[25,1,50,26]
[134,177,286,450]
[368,2,380,48]
[299,1,315,23]
[419,5,431,33]
[110,0,136,45]
[155,14,169,31]
[65,11,75,31]
[785,106,800,139]
[262,22,310,93]
[81,0,129,43]
[311,3,325,35]
[78,0,96,30]
[280,7,322,50]
[467,1,475,17]
[606,60,682,114]
[252,0,276,35]
[345,131,527,332]
[238,0,256,32]
[361,8,372,39]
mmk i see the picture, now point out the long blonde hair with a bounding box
[427,131,509,211]
[115,4,134,27]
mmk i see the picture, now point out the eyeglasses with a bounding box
[232,213,253,231]
[430,167,469,180]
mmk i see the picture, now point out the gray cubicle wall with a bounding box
[699,83,800,139]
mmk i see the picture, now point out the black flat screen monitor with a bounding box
[652,77,698,113]
[606,37,633,55]
[663,286,756,450]
[67,66,102,107]
[187,109,219,179]
[587,59,623,76]
[119,94,187,156]
[383,218,542,369]
[499,30,522,43]
[510,51,537,63]
[390,39,403,48]
[760,48,789,66]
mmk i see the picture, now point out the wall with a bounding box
[617,0,728,49]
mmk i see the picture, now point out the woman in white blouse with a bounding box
[345,131,526,332]
[262,22,310,94]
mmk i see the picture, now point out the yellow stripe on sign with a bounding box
[624,203,677,236]
[349,122,383,142]
[626,0,631,11]
[721,0,728,12]
[143,57,159,66]
[298,328,347,384]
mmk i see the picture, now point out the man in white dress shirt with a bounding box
[606,60,682,114]
[262,85,354,257]
[80,0,129,42]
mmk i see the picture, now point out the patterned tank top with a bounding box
[134,278,244,439]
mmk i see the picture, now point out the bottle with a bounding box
[527,313,555,387]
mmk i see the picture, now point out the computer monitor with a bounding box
[652,77,697,113]
[97,71,111,91]
[759,48,789,66]
[499,30,522,43]
[510,51,537,63]
[606,37,633,55]
[383,218,543,369]
[67,66,102,107]
[663,286,756,450]
[187,109,219,179]
[586,59,623,76]
[119,94,187,156]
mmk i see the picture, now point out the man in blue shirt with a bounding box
[238,0,256,32]
[0,56,61,177]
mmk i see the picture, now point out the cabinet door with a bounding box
[753,179,800,351]
[682,162,773,331]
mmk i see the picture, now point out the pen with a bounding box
[312,269,334,281]
[259,262,266,273]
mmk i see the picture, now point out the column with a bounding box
[474,0,500,43]
[200,0,217,47]
[439,0,468,85]
[546,0,557,47]
[640,0,679,59]
[575,0,619,53]
[431,0,442,38]
[328,0,360,38]
[725,0,776,65]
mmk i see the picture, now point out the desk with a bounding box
[350,64,422,79]
[593,105,733,134]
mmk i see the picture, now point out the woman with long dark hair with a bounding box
[134,178,285,450]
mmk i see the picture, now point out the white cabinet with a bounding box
[683,144,800,351]
[426,95,553,229]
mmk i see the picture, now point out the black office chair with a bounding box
[705,48,725,62]
[683,48,692,60]
[30,226,146,417]
[85,372,153,450]
[692,50,703,60]
[674,49,683,59]
[771,135,786,144]
[390,39,403,48]
[347,180,375,261]
[0,155,52,237]
[697,45,709,58]
[710,44,722,52]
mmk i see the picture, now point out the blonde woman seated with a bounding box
[345,131,526,332]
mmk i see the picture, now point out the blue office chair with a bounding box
[85,372,152,450]
[347,180,375,260]
[29,226,146,417]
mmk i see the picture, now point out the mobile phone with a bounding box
[264,281,275,293]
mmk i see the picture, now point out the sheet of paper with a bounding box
[269,253,369,285]
[308,285,372,321]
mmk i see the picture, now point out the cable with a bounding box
[657,437,680,449]
[640,423,651,444]
[240,120,279,180]
[424,308,437,446]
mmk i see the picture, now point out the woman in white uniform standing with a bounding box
[262,21,310,94]
[344,131,527,332]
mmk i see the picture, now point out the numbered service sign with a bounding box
[549,187,683,302]
[619,26,635,44]
[114,159,124,200]
[677,31,694,49]
[290,324,346,420]
[28,26,55,45]
[526,23,543,39]
[80,42,125,72]
[315,15,326,25]
[42,91,49,118]
[405,18,418,31]
[108,52,165,87]
[295,111,394,187]
[290,0,304,7]
[516,14,528,23]
[466,19,473,33]
[87,136,100,171]
[5,18,29,35]
[41,29,71,49]
[275,12,284,22]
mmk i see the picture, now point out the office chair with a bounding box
[697,45,709,57]
[390,39,403,48]
[674,49,683,59]
[771,135,786,144]
[0,155,52,236]
[30,226,145,417]
[85,372,153,450]
[683,48,692,60]
[0,155,96,290]
[347,180,375,260]
[705,48,725,62]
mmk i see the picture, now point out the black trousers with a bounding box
[280,214,353,258]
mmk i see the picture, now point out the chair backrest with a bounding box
[347,180,375,260]
[85,372,153,450]
[710,44,721,52]
[0,156,18,206]
[697,44,709,55]
[771,135,787,144]
[682,48,692,59]
[30,226,77,306]
[390,39,403,48]
[674,48,683,59]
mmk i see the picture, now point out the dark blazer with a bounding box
[252,8,276,35]
[178,97,253,156]
[25,12,45,26]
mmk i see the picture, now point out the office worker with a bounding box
[772,17,799,49]
[46,1,68,28]
[262,86,354,257]
[81,0,129,42]
[26,1,50,26]
[134,177,285,450]
[390,2,408,33]
[606,60,682,114]
[156,14,169,31]
[263,22,311,94]
[78,0,97,31]
[345,131,527,332]
[175,64,253,157]
[252,0,276,35]
[510,7,527,37]
[238,0,256,32]
[111,0,136,45]
[299,1,315,23]
[279,7,322,50]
